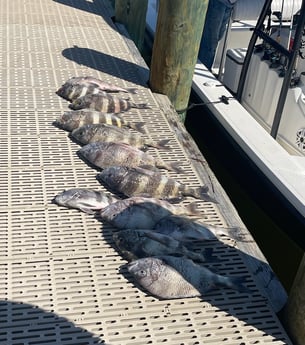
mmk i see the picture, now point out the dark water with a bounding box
[185,94,304,293]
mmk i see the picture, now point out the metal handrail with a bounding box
[236,0,273,100]
[237,0,305,139]
[271,0,305,138]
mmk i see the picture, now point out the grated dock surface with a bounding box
[0,0,292,344]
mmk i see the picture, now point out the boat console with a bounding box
[221,0,305,155]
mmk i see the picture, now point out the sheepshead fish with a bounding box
[53,188,117,214]
[69,93,149,113]
[71,123,169,149]
[63,76,138,94]
[78,142,182,173]
[99,196,202,229]
[127,256,250,299]
[154,215,225,242]
[98,166,217,202]
[113,229,213,263]
[54,109,145,133]
[56,82,106,102]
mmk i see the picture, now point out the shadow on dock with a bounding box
[62,46,148,87]
[53,0,111,19]
[92,205,291,344]
[0,300,105,344]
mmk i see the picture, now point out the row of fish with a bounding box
[53,75,250,299]
[56,76,149,113]
[54,188,250,299]
[54,76,216,202]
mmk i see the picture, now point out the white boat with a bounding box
[147,0,305,247]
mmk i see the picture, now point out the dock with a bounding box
[0,0,293,344]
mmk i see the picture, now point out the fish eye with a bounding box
[138,269,146,277]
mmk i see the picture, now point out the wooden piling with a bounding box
[115,0,148,53]
[284,253,305,345]
[149,0,208,122]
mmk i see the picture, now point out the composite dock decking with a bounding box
[0,0,293,344]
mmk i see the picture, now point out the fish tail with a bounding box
[188,247,216,263]
[201,248,220,262]
[167,162,184,173]
[157,160,183,173]
[186,201,202,216]
[192,186,218,203]
[132,121,146,133]
[131,102,151,109]
[152,138,170,149]
[224,276,252,293]
[126,87,138,94]
[182,185,209,200]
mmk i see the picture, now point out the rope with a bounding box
[176,95,234,114]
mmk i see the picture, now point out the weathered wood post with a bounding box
[283,253,305,345]
[149,0,208,122]
[115,0,148,53]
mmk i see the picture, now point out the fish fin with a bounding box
[199,185,209,193]
[132,102,151,109]
[167,162,184,173]
[133,122,146,134]
[226,276,252,294]
[79,207,97,215]
[202,193,218,204]
[150,139,170,150]
[85,81,101,89]
[125,87,138,94]
[196,186,218,204]
[201,248,219,262]
[144,231,173,247]
[186,202,202,216]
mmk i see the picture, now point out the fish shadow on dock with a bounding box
[110,229,289,342]
[0,300,106,344]
[67,132,85,147]
[62,46,148,88]
[94,201,288,318]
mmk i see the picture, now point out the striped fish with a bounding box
[53,188,117,214]
[113,229,212,263]
[54,109,146,133]
[98,166,217,202]
[69,92,150,113]
[78,142,183,173]
[64,76,138,94]
[56,82,106,102]
[127,256,250,299]
[71,123,169,149]
[99,196,202,229]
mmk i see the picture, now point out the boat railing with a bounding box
[236,0,305,139]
